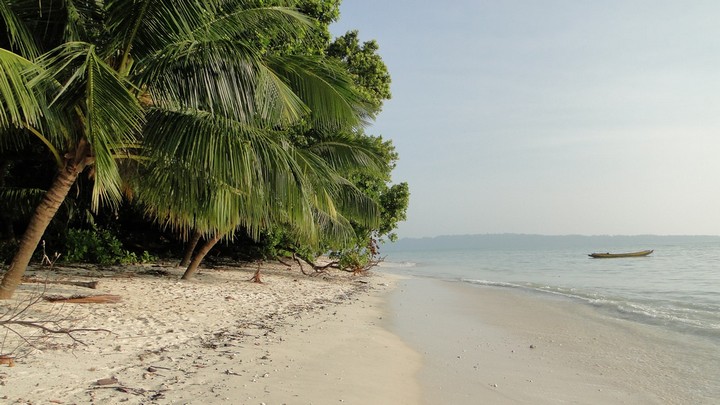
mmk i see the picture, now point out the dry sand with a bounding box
[0,263,421,404]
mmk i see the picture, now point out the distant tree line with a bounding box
[0,0,408,299]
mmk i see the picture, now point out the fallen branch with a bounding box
[1,319,110,346]
[22,278,99,289]
[43,294,121,304]
[90,385,166,397]
[292,253,311,276]
[291,253,332,276]
[276,257,293,268]
[2,257,112,363]
[313,260,340,271]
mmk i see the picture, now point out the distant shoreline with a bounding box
[384,233,720,252]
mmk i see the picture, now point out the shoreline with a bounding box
[387,276,720,404]
[0,263,422,404]
[5,262,718,404]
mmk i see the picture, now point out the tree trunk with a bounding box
[181,233,223,280]
[0,143,90,299]
[179,229,202,267]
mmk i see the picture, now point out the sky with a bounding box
[330,1,720,238]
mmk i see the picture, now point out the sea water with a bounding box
[381,236,720,403]
[380,235,720,348]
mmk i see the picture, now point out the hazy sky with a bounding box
[330,1,720,238]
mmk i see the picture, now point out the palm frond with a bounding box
[291,146,380,230]
[199,5,312,41]
[63,0,105,43]
[137,108,316,238]
[266,54,372,131]
[104,0,212,64]
[0,0,39,58]
[33,42,144,210]
[84,47,144,209]
[306,140,383,174]
[136,38,310,126]
[0,49,43,130]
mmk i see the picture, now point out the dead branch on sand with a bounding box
[292,253,333,276]
[22,278,100,289]
[1,283,112,365]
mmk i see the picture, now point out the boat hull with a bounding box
[588,250,653,258]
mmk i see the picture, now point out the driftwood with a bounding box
[276,257,293,268]
[0,355,15,367]
[292,253,333,276]
[23,278,99,289]
[43,294,122,304]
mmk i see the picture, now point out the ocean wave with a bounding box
[378,261,417,269]
[461,279,523,289]
[460,278,720,333]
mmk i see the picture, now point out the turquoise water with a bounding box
[381,236,720,343]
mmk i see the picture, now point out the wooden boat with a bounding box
[588,250,653,258]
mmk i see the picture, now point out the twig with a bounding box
[0,319,110,346]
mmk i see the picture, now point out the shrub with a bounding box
[64,229,148,265]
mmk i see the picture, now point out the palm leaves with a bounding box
[0,0,381,293]
[0,49,42,129]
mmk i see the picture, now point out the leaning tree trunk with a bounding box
[0,143,91,299]
[179,229,202,267]
[181,233,223,280]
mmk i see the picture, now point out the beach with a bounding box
[0,263,421,404]
[2,262,718,404]
[389,277,719,404]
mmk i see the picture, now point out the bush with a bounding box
[64,229,150,265]
[334,249,370,272]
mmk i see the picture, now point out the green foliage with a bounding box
[257,0,342,55]
[327,30,391,113]
[63,228,152,265]
[0,0,406,275]
[333,248,368,271]
[252,3,409,263]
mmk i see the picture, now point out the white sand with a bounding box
[0,263,421,404]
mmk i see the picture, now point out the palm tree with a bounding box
[175,138,382,280]
[0,0,371,298]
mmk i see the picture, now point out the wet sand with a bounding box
[388,276,719,404]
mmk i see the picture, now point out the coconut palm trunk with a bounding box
[181,233,223,280]
[0,142,91,299]
[179,229,202,267]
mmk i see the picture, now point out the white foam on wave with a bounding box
[462,278,522,289]
[460,278,720,332]
[378,261,417,269]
